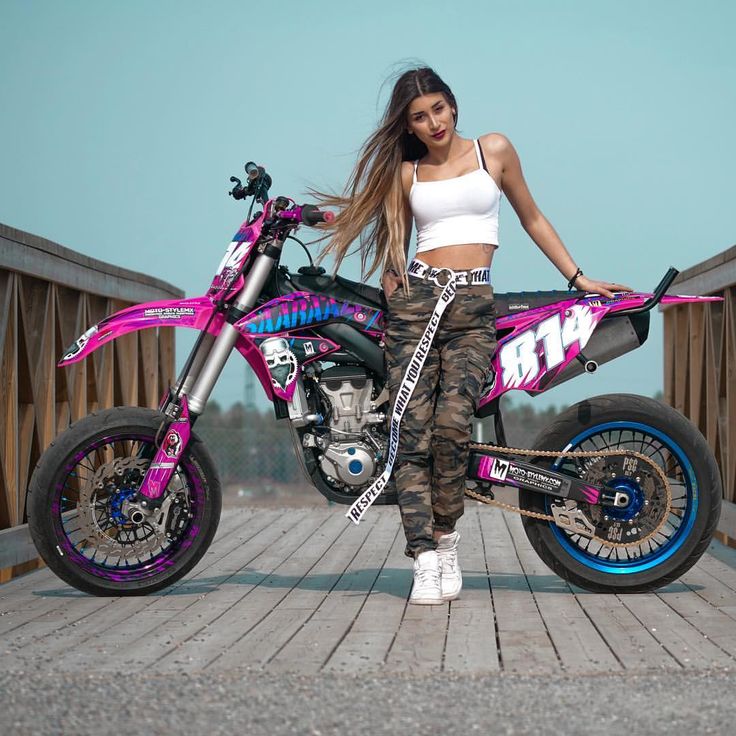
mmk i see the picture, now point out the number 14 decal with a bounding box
[499,306,596,388]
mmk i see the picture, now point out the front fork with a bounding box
[128,393,194,511]
[134,245,283,507]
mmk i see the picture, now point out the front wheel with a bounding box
[28,407,222,596]
[519,394,721,593]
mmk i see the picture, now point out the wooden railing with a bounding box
[663,245,736,542]
[0,223,183,544]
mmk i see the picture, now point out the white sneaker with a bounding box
[409,550,443,605]
[437,530,462,601]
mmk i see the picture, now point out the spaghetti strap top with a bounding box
[410,139,501,252]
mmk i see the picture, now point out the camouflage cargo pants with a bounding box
[384,274,497,558]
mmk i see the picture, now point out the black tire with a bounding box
[28,407,221,596]
[519,394,721,593]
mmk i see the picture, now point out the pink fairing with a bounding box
[236,291,384,336]
[58,296,276,401]
[478,292,720,407]
[207,217,263,301]
[234,291,383,401]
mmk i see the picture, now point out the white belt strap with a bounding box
[346,271,457,525]
[408,259,491,286]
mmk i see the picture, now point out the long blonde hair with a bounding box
[312,67,459,286]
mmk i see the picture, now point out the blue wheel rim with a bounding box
[547,421,698,575]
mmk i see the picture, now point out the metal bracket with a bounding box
[600,489,632,508]
[550,503,597,538]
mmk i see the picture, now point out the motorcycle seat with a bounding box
[494,290,586,317]
[281,269,586,318]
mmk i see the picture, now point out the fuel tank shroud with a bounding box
[236,292,384,336]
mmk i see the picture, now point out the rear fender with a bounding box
[479,291,722,407]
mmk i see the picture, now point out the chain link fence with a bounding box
[195,412,321,506]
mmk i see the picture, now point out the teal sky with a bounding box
[1,0,734,412]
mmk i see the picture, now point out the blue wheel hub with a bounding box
[109,487,136,524]
[604,477,645,521]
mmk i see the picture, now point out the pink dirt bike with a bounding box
[28,162,722,596]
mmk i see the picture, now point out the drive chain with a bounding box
[465,442,673,549]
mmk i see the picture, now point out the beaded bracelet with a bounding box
[567,267,583,291]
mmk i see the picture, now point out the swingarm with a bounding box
[467,448,630,509]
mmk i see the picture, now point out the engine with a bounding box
[302,366,388,489]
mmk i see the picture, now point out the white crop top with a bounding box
[410,139,501,253]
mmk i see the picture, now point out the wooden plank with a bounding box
[266,510,399,674]
[0,508,254,622]
[655,578,736,659]
[442,506,500,673]
[679,564,736,622]
[206,512,375,673]
[697,553,736,595]
[621,590,730,669]
[0,566,57,597]
[59,509,326,672]
[1,510,269,658]
[3,594,117,651]
[0,223,183,301]
[0,583,95,639]
[32,506,310,670]
[4,514,272,657]
[670,249,736,298]
[504,512,621,674]
[322,510,411,673]
[8,507,736,679]
[478,509,560,673]
[573,592,677,670]
[383,589,447,674]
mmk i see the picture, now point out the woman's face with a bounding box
[406,92,456,148]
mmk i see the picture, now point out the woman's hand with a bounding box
[381,269,403,299]
[574,275,633,299]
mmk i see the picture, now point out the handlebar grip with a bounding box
[300,204,334,226]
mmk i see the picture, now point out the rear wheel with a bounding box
[28,407,221,596]
[519,394,721,593]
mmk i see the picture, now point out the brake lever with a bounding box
[228,176,246,200]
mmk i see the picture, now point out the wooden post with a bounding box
[662,245,736,544]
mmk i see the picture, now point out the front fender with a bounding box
[58,296,223,366]
[58,296,276,401]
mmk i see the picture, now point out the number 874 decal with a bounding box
[496,305,601,390]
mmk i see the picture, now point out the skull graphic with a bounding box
[163,429,182,458]
[260,337,298,390]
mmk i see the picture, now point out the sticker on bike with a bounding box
[499,305,596,388]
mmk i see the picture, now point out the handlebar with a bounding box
[228,161,334,226]
[299,204,335,226]
[274,203,334,227]
[229,162,271,203]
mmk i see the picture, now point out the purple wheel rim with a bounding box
[51,432,205,583]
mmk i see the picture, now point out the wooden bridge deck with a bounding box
[3,505,736,676]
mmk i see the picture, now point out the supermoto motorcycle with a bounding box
[28,161,722,596]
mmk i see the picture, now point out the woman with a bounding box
[316,66,630,605]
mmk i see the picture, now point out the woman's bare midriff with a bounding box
[415,243,497,270]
